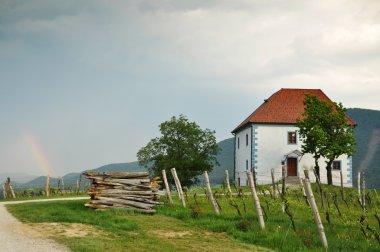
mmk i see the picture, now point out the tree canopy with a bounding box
[297,95,356,185]
[137,115,220,187]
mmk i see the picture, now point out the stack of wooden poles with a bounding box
[84,171,161,213]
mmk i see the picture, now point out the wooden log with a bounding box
[91,189,158,196]
[2,184,6,199]
[313,168,325,209]
[302,178,328,249]
[225,170,232,195]
[104,178,150,184]
[204,171,220,215]
[247,171,265,230]
[45,175,50,197]
[358,171,361,196]
[340,171,345,202]
[271,168,277,198]
[84,171,149,178]
[85,202,156,213]
[282,165,286,196]
[94,197,156,210]
[162,169,173,204]
[299,176,310,206]
[171,168,186,207]
[362,171,366,209]
[76,173,82,194]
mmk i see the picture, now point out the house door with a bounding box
[287,158,297,176]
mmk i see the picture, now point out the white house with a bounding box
[231,88,356,187]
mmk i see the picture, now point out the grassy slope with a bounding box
[6,200,266,252]
[6,185,380,251]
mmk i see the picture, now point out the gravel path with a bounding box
[0,197,88,252]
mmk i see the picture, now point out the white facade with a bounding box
[234,123,353,187]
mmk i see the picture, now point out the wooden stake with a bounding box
[358,171,361,196]
[225,170,232,195]
[299,176,309,206]
[271,168,277,198]
[171,168,186,207]
[302,178,328,249]
[282,165,286,196]
[362,171,366,209]
[45,175,50,197]
[204,171,220,215]
[312,168,325,209]
[2,184,6,199]
[162,169,173,204]
[247,171,265,230]
[340,171,345,202]
[77,173,83,194]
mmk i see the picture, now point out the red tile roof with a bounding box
[232,88,356,133]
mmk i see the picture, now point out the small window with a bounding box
[246,134,249,146]
[246,160,248,171]
[288,131,297,144]
[237,137,240,149]
[333,161,341,170]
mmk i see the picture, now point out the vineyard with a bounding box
[158,174,380,251]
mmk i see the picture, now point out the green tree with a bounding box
[297,95,330,179]
[137,115,220,187]
[297,95,356,185]
[321,102,356,185]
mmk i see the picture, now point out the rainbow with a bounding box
[26,135,54,176]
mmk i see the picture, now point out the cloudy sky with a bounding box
[1,0,380,177]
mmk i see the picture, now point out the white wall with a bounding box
[234,126,251,186]
[234,124,352,187]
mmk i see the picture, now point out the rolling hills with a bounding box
[12,108,380,190]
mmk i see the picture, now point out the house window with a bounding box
[237,137,240,149]
[288,131,297,144]
[246,160,248,171]
[333,161,341,170]
[246,134,249,146]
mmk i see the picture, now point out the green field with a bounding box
[6,184,380,251]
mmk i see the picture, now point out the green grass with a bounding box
[6,184,380,251]
[6,200,265,251]
[0,193,88,202]
[159,184,380,251]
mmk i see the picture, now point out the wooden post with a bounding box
[247,171,265,230]
[253,167,257,189]
[282,165,286,196]
[225,170,232,195]
[204,171,220,215]
[77,173,82,194]
[340,171,345,201]
[304,168,310,179]
[171,168,186,207]
[358,171,361,195]
[362,171,366,209]
[162,169,173,204]
[313,168,325,209]
[45,175,50,197]
[271,168,277,198]
[2,184,6,199]
[302,178,328,249]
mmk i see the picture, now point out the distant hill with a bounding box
[14,108,380,189]
[347,108,380,189]
[0,173,37,185]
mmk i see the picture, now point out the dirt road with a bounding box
[0,197,88,252]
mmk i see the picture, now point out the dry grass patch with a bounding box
[18,222,107,238]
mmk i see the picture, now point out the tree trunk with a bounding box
[314,154,320,181]
[326,160,333,185]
